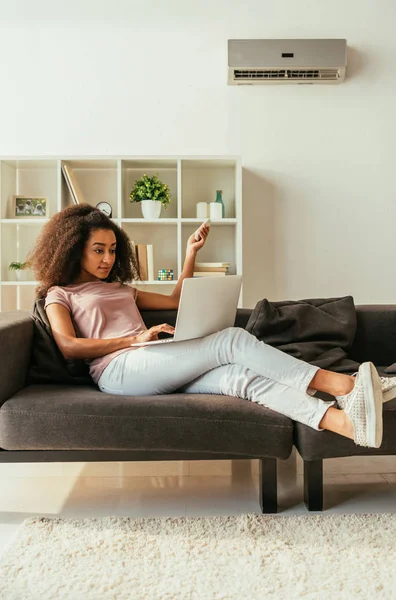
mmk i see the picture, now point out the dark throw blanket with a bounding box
[245,296,361,374]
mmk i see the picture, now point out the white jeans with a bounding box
[97,327,336,431]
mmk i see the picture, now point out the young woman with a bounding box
[28,204,388,450]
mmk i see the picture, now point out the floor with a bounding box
[1,453,396,559]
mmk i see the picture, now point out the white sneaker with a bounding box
[380,376,396,403]
[335,362,383,448]
[350,372,396,403]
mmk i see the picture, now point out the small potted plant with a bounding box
[9,261,30,282]
[129,173,171,219]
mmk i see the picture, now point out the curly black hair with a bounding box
[28,204,140,298]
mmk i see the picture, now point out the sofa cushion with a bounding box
[294,398,396,460]
[294,367,396,460]
[0,385,293,459]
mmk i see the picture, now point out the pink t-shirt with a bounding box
[44,281,147,384]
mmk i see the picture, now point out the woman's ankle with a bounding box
[309,370,355,397]
[334,375,355,397]
[318,407,354,439]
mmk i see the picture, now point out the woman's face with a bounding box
[79,228,117,282]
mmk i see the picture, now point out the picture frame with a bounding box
[11,196,48,218]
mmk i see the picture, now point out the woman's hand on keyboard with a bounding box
[133,324,175,344]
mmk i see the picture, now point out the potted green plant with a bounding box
[129,174,171,219]
[9,261,30,282]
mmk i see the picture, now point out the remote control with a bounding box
[194,218,211,241]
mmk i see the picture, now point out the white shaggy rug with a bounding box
[1,513,396,599]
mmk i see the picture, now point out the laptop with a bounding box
[130,275,243,347]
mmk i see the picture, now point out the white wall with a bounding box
[0,0,395,307]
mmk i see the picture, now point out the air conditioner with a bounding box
[228,39,347,85]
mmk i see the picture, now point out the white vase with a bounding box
[140,200,162,220]
[15,270,25,281]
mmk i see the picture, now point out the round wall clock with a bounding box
[96,202,112,218]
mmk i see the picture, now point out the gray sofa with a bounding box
[1,306,396,513]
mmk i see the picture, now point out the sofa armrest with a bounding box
[0,310,33,407]
[349,305,396,365]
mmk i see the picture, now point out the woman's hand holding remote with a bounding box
[186,218,211,253]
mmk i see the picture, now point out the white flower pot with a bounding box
[140,200,162,220]
[15,270,25,281]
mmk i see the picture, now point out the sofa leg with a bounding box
[259,458,277,514]
[304,459,323,511]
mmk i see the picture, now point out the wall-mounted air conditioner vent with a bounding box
[228,39,347,85]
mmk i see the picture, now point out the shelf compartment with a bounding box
[1,283,36,311]
[121,160,178,220]
[1,222,41,282]
[181,223,237,275]
[1,160,58,220]
[181,160,237,219]
[60,160,118,217]
[122,222,178,283]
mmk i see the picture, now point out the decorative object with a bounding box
[157,269,174,281]
[8,261,30,281]
[96,201,112,218]
[196,202,209,219]
[215,189,225,217]
[1,514,396,598]
[11,196,48,218]
[209,202,222,219]
[129,174,171,220]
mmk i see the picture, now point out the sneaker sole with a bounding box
[362,362,383,448]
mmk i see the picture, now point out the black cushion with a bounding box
[27,298,95,386]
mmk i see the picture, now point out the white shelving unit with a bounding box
[0,156,242,311]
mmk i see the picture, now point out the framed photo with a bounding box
[12,196,48,218]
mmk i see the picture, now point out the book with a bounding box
[193,271,226,277]
[62,164,86,205]
[146,244,154,281]
[194,266,228,272]
[195,262,231,268]
[130,241,140,279]
[136,244,148,281]
[62,165,77,204]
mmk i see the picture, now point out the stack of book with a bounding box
[193,262,230,277]
[131,242,154,281]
